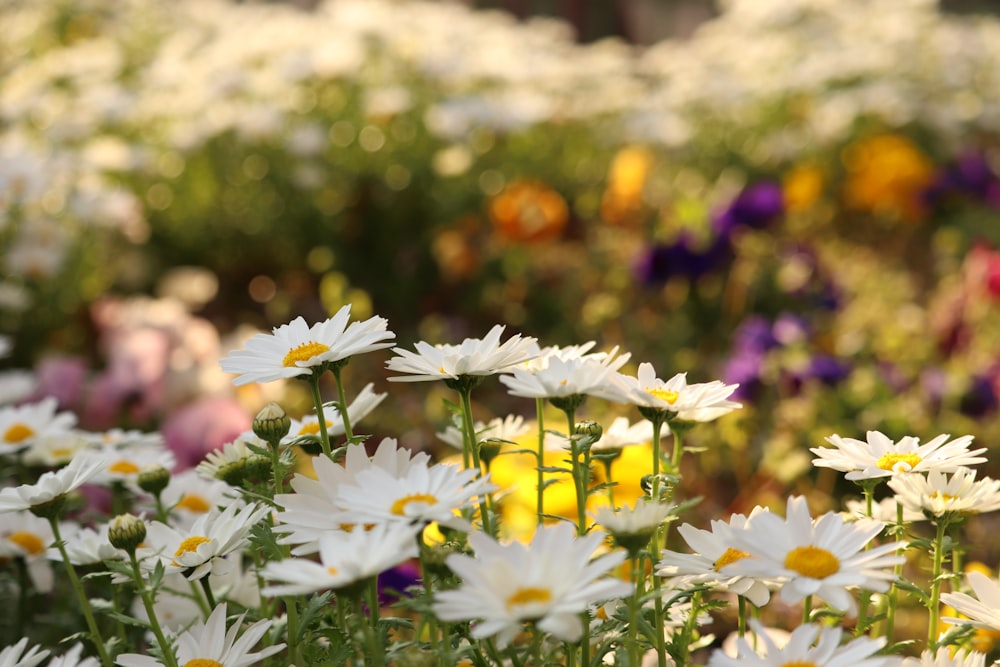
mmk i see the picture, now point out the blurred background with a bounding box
[3,0,1000,527]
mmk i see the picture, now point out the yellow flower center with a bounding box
[506,586,552,610]
[390,493,439,516]
[326,566,339,576]
[3,423,35,444]
[297,423,321,436]
[9,531,46,556]
[646,388,679,405]
[714,547,751,571]
[48,447,75,460]
[931,491,958,503]
[781,661,819,667]
[176,494,212,513]
[784,545,840,579]
[109,460,141,475]
[183,660,223,667]
[174,535,211,557]
[876,452,922,472]
[282,341,330,367]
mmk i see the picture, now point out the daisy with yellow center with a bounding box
[260,522,420,596]
[0,397,76,454]
[707,620,894,667]
[280,382,387,446]
[139,502,269,581]
[0,510,58,593]
[220,305,395,386]
[86,442,176,488]
[157,470,234,531]
[657,507,773,607]
[812,430,985,481]
[433,522,632,647]
[888,467,1000,521]
[597,362,741,422]
[116,603,284,667]
[385,324,539,383]
[723,496,904,614]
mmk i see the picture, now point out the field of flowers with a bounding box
[4,0,1000,665]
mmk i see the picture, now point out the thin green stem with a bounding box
[460,388,494,537]
[307,373,333,459]
[928,519,948,646]
[50,519,114,667]
[563,408,590,537]
[199,576,217,610]
[284,595,301,666]
[128,553,178,667]
[737,596,747,638]
[331,363,355,442]
[418,535,440,654]
[644,412,668,667]
[627,554,643,666]
[602,459,616,508]
[355,595,385,667]
[188,580,211,619]
[535,398,546,527]
[803,594,812,625]
[884,500,905,643]
[677,589,702,667]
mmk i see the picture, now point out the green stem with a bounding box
[331,363,355,442]
[803,594,812,625]
[669,425,684,473]
[564,408,590,537]
[50,519,114,667]
[356,595,385,667]
[308,373,333,459]
[928,519,948,646]
[677,589,702,667]
[884,501,905,643]
[737,596,747,638]
[460,388,495,537]
[627,554,642,666]
[602,459,616,508]
[189,580,211,619]
[418,536,440,654]
[128,553,178,667]
[199,576,217,610]
[535,398,546,527]
[645,411,668,667]
[284,595,301,666]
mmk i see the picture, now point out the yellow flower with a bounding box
[841,133,935,223]
[489,180,569,243]
[600,146,654,226]
[783,163,825,213]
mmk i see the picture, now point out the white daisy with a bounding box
[156,469,237,531]
[219,305,395,386]
[842,497,924,524]
[942,571,1000,631]
[812,431,985,481]
[49,522,126,566]
[261,522,420,596]
[887,467,1000,520]
[656,507,773,608]
[593,499,675,553]
[599,363,741,422]
[86,442,176,489]
[195,438,255,485]
[433,522,632,647]
[0,397,77,454]
[708,621,894,667]
[901,647,986,667]
[0,370,36,406]
[591,416,663,454]
[437,414,530,451]
[0,511,59,593]
[0,453,106,515]
[0,638,48,667]
[724,496,904,614]
[281,382,387,445]
[116,602,285,667]
[21,432,91,468]
[385,324,539,383]
[85,428,165,450]
[273,438,430,554]
[47,643,100,667]
[139,502,270,580]
[520,342,599,370]
[333,457,497,527]
[498,345,630,400]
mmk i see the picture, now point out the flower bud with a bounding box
[252,402,291,445]
[109,513,147,553]
[242,454,272,483]
[137,465,171,496]
[574,420,603,441]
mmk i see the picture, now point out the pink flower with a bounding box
[162,397,251,469]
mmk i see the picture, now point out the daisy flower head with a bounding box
[657,507,773,607]
[140,502,270,580]
[843,497,924,524]
[812,431,985,481]
[48,522,125,566]
[0,638,48,667]
[385,324,539,385]
[47,643,99,667]
[432,522,632,647]
[274,437,430,554]
[901,647,986,667]
[708,620,895,667]
[261,522,420,597]
[724,496,904,614]
[0,453,106,516]
[590,416,663,454]
[281,382,387,446]
[158,469,236,531]
[195,437,256,486]
[521,342,599,371]
[599,363,741,422]
[942,570,1000,631]
[85,441,176,489]
[499,345,631,401]
[0,397,77,454]
[437,413,530,451]
[333,456,498,528]
[888,467,1000,521]
[593,499,675,554]
[219,305,395,386]
[21,431,90,468]
[0,510,57,593]
[116,602,284,667]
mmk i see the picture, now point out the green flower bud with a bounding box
[252,402,291,445]
[242,454,272,483]
[137,465,171,496]
[108,513,147,553]
[479,439,503,469]
[28,494,67,520]
[574,420,603,440]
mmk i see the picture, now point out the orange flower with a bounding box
[489,179,569,242]
[782,163,825,213]
[841,133,935,223]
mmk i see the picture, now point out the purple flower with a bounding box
[712,181,784,237]
[633,234,731,285]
